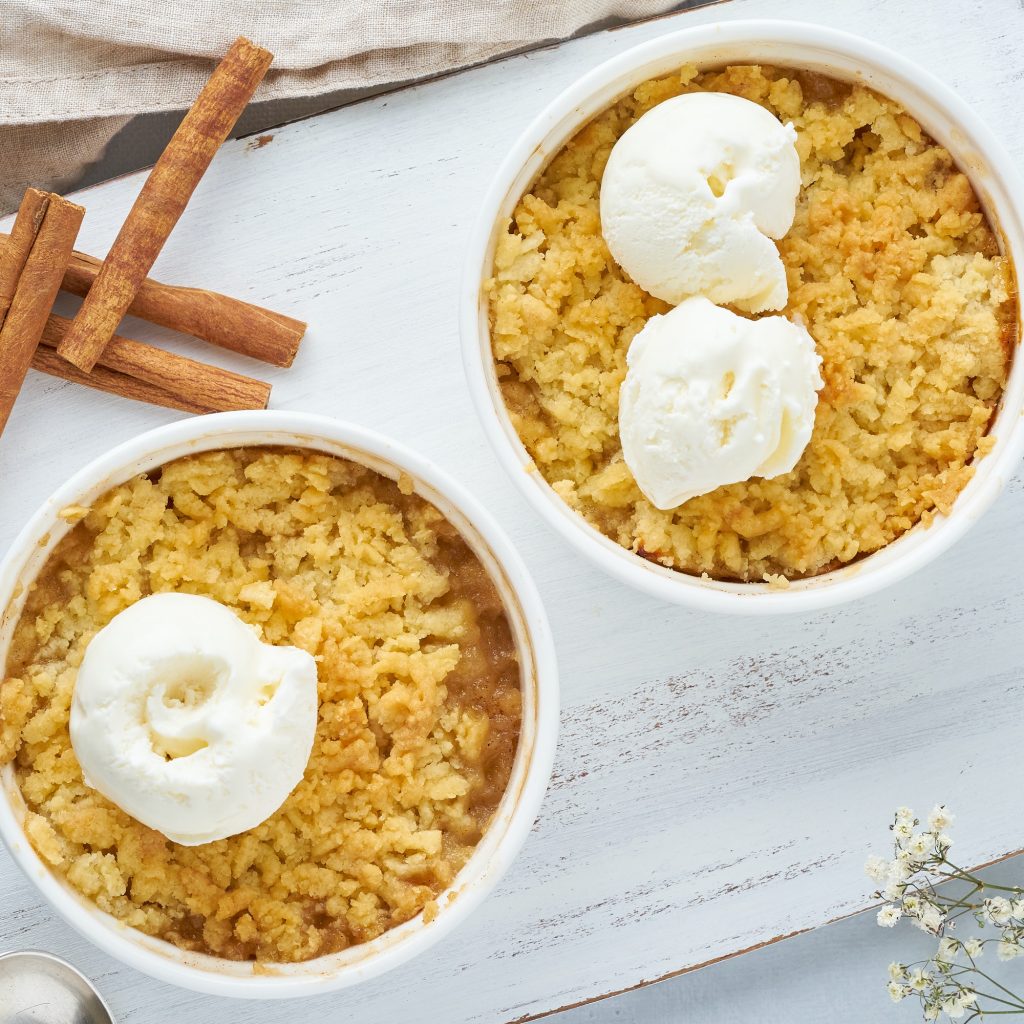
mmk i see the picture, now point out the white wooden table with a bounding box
[2,1,1023,1021]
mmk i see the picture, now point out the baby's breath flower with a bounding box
[865,855,889,884]
[883,881,907,902]
[908,967,931,992]
[871,804,1024,1019]
[889,854,913,883]
[997,938,1023,962]
[906,833,933,863]
[895,806,915,827]
[887,980,909,1003]
[927,805,954,833]
[984,896,1013,925]
[878,904,902,928]
[914,902,944,935]
[941,995,968,1020]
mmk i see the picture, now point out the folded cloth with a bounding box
[0,1,683,212]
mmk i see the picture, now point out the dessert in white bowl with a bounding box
[0,412,558,997]
[485,59,1014,584]
[2,445,522,963]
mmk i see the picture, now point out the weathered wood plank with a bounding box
[1,0,1022,1021]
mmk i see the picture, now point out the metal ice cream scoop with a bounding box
[0,951,113,1024]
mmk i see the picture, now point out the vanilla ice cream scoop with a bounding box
[70,593,318,846]
[600,92,800,313]
[619,296,823,509]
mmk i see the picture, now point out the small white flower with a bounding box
[889,854,913,883]
[959,989,977,1008]
[906,833,934,863]
[984,897,1013,925]
[921,905,942,937]
[903,894,922,916]
[923,1003,940,1022]
[997,939,1023,962]
[908,968,931,992]
[935,937,959,963]
[887,980,909,1003]
[895,806,915,826]
[893,820,913,840]
[865,855,889,883]
[1011,898,1024,920]
[917,902,944,935]
[888,962,907,982]
[935,832,953,851]
[942,996,967,1020]
[883,882,907,902]
[927,805,954,833]
[963,938,983,959]
[878,904,902,928]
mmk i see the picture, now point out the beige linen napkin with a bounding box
[0,1,683,212]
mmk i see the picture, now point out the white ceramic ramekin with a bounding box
[0,411,558,998]
[462,20,1024,613]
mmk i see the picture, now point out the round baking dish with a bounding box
[0,410,558,998]
[461,20,1024,613]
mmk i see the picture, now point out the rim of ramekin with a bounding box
[461,19,1024,613]
[0,410,559,998]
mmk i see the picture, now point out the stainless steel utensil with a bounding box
[0,951,113,1024]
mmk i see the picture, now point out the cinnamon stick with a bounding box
[31,347,211,415]
[0,189,49,326]
[57,37,273,371]
[0,194,84,434]
[37,314,271,413]
[0,231,304,366]
[56,244,304,367]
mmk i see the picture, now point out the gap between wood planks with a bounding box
[513,842,1024,1023]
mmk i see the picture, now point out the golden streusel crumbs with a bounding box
[1,448,521,962]
[487,64,1015,580]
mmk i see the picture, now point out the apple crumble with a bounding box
[0,448,521,962]
[487,64,1016,580]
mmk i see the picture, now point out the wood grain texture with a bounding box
[1,1,1022,1022]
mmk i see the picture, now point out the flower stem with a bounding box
[966,968,1024,1006]
[940,860,1021,894]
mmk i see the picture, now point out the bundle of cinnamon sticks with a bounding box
[0,37,305,439]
